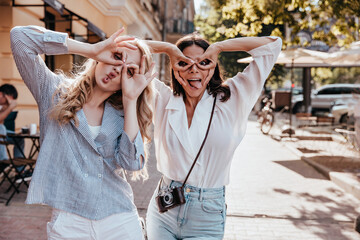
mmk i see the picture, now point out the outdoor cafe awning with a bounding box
[237,47,360,68]
[325,41,360,66]
[12,0,107,43]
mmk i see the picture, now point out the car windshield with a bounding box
[277,87,303,95]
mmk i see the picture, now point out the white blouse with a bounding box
[88,125,101,139]
[152,37,282,188]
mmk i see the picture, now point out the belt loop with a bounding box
[199,188,203,201]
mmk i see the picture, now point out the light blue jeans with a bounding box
[146,180,226,240]
[0,125,25,171]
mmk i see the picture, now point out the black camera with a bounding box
[155,186,186,213]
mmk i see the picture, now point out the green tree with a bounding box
[195,0,360,86]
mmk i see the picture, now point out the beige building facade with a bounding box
[0,0,194,131]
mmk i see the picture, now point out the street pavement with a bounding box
[223,120,360,240]
[1,117,359,239]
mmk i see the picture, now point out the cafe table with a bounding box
[7,132,40,159]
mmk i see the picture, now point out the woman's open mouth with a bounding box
[187,79,202,89]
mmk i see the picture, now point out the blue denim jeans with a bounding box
[0,125,25,171]
[146,180,226,240]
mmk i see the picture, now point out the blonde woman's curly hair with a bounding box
[49,39,153,181]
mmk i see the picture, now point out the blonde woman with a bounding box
[10,25,156,239]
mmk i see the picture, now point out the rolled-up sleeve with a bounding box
[10,25,68,104]
[226,37,282,123]
[115,131,145,171]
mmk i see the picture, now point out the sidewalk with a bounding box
[269,115,360,201]
[1,118,360,239]
[223,119,359,239]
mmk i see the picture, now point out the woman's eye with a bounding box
[199,59,210,66]
[178,61,188,67]
[127,68,134,77]
[114,53,122,60]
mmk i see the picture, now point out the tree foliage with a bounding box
[197,0,359,46]
[195,0,360,86]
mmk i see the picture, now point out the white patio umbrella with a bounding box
[237,48,331,67]
[325,41,360,67]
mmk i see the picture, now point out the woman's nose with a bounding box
[113,65,121,74]
[189,63,199,73]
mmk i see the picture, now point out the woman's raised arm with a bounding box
[10,26,69,102]
[70,28,137,65]
[214,37,282,124]
[198,37,277,69]
[11,25,139,102]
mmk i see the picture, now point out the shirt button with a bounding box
[84,173,88,177]
[98,174,102,178]
[58,37,62,41]
[98,156,102,161]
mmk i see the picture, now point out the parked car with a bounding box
[277,87,303,96]
[291,83,360,114]
[330,98,358,125]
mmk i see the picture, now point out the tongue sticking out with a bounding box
[188,80,202,89]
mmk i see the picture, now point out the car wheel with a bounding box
[339,113,348,128]
[260,112,274,135]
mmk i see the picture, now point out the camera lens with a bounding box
[163,192,173,205]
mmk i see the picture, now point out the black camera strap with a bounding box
[181,95,217,188]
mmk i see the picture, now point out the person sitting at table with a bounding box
[0,84,25,162]
[11,25,156,239]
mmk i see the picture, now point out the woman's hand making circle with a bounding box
[167,45,195,72]
[196,43,221,70]
[168,43,219,75]
[121,55,157,101]
[89,27,138,65]
[173,67,215,88]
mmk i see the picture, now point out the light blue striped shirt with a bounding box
[10,26,145,220]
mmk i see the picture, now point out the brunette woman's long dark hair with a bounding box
[171,34,231,102]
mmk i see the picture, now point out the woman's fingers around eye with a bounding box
[146,62,155,73]
[199,59,211,66]
[143,62,155,79]
[109,27,125,40]
[174,62,193,72]
[114,52,123,60]
[174,71,187,86]
[196,59,216,70]
[139,55,146,75]
[117,42,138,50]
[121,64,128,79]
[144,71,158,85]
[114,36,135,43]
[178,61,188,67]
[206,68,215,82]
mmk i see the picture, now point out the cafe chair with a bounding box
[0,134,36,205]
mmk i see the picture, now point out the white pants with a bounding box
[47,209,144,240]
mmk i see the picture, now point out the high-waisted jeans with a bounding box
[146,179,226,240]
